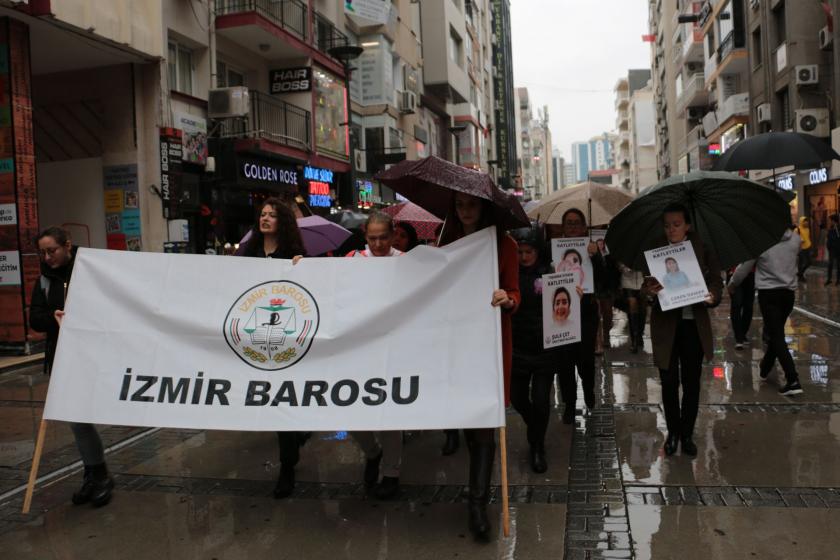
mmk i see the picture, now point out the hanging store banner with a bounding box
[159,127,183,220]
[269,67,312,94]
[174,112,208,166]
[344,0,390,24]
[43,228,506,431]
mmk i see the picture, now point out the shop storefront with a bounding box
[803,167,840,263]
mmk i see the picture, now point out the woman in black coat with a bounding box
[239,197,307,498]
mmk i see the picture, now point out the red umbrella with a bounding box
[376,156,529,229]
[382,202,443,240]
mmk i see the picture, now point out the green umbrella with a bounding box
[605,170,792,270]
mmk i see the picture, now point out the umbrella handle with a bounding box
[435,215,448,247]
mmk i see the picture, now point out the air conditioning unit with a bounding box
[686,107,704,120]
[756,103,771,123]
[208,87,250,118]
[685,62,701,73]
[820,26,833,50]
[398,90,417,114]
[795,65,819,86]
[795,108,830,137]
[354,149,367,173]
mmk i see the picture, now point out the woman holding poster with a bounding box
[642,203,721,458]
[439,192,520,541]
[239,197,307,499]
[510,225,562,474]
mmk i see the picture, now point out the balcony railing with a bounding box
[217,0,308,40]
[314,10,349,53]
[676,73,705,111]
[220,90,311,151]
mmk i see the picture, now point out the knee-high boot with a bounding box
[628,313,639,353]
[632,311,645,351]
[467,439,496,541]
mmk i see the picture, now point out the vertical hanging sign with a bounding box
[0,18,37,349]
[159,127,183,220]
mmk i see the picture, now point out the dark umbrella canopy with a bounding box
[712,132,840,171]
[376,156,529,229]
[605,171,792,270]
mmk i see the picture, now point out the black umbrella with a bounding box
[712,131,840,172]
[605,171,792,270]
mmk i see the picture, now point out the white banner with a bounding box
[644,241,709,311]
[44,229,505,431]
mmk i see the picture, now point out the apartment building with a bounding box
[614,69,652,192]
[573,134,615,183]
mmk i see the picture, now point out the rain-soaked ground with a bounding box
[1,269,839,559]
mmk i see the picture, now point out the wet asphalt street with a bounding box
[0,267,839,559]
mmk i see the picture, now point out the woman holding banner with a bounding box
[30,226,115,508]
[642,203,721,457]
[240,197,307,498]
[439,192,520,541]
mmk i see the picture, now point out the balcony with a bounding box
[718,92,749,123]
[681,26,704,62]
[219,90,311,151]
[615,90,629,110]
[215,0,349,73]
[676,73,708,114]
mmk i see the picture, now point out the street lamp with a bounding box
[328,44,364,208]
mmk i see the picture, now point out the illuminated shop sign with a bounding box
[304,166,334,207]
[809,167,828,185]
[269,67,312,93]
[357,180,374,209]
[239,159,299,186]
[707,143,722,155]
[304,166,334,183]
[777,174,795,191]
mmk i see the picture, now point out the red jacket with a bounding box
[497,234,521,405]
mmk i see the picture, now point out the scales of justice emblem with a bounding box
[224,281,319,371]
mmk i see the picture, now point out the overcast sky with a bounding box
[510,0,651,160]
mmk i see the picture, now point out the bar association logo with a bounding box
[224,281,320,371]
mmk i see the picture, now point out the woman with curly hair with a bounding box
[239,197,306,498]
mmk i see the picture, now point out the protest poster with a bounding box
[43,228,506,431]
[542,272,580,349]
[644,241,709,311]
[551,237,594,294]
[591,229,609,256]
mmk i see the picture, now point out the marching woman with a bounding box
[438,192,520,541]
[30,226,115,507]
[239,197,307,497]
[642,203,721,457]
[509,225,561,474]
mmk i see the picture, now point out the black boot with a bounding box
[529,443,547,474]
[364,449,382,487]
[274,464,295,498]
[663,433,679,456]
[72,466,94,505]
[441,429,460,456]
[87,463,114,507]
[467,440,495,542]
[628,314,639,353]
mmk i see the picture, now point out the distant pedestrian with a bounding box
[618,263,646,353]
[825,214,840,286]
[393,221,420,252]
[239,197,307,499]
[346,212,403,500]
[797,216,812,280]
[729,227,803,396]
[728,264,755,350]
[30,226,115,508]
[642,204,721,458]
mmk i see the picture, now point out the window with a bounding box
[216,60,245,88]
[773,1,786,47]
[168,40,194,95]
[449,28,463,68]
[751,27,762,69]
[718,2,734,44]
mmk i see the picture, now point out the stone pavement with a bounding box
[0,267,838,559]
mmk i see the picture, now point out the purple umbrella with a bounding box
[234,216,352,256]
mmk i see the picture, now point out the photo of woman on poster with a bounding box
[552,286,572,326]
[556,248,585,288]
[662,257,690,290]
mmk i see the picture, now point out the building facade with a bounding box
[573,133,615,182]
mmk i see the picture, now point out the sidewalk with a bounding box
[795,266,840,326]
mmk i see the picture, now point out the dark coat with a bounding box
[29,246,77,374]
[646,232,722,370]
[512,261,561,371]
[828,224,840,254]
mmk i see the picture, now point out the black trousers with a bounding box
[557,296,599,409]
[798,249,811,277]
[277,431,301,467]
[659,320,703,438]
[730,271,755,343]
[758,289,798,383]
[827,251,840,282]
[510,356,555,446]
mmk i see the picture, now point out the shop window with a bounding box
[313,68,348,158]
[217,60,245,88]
[365,127,385,172]
[168,40,194,95]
